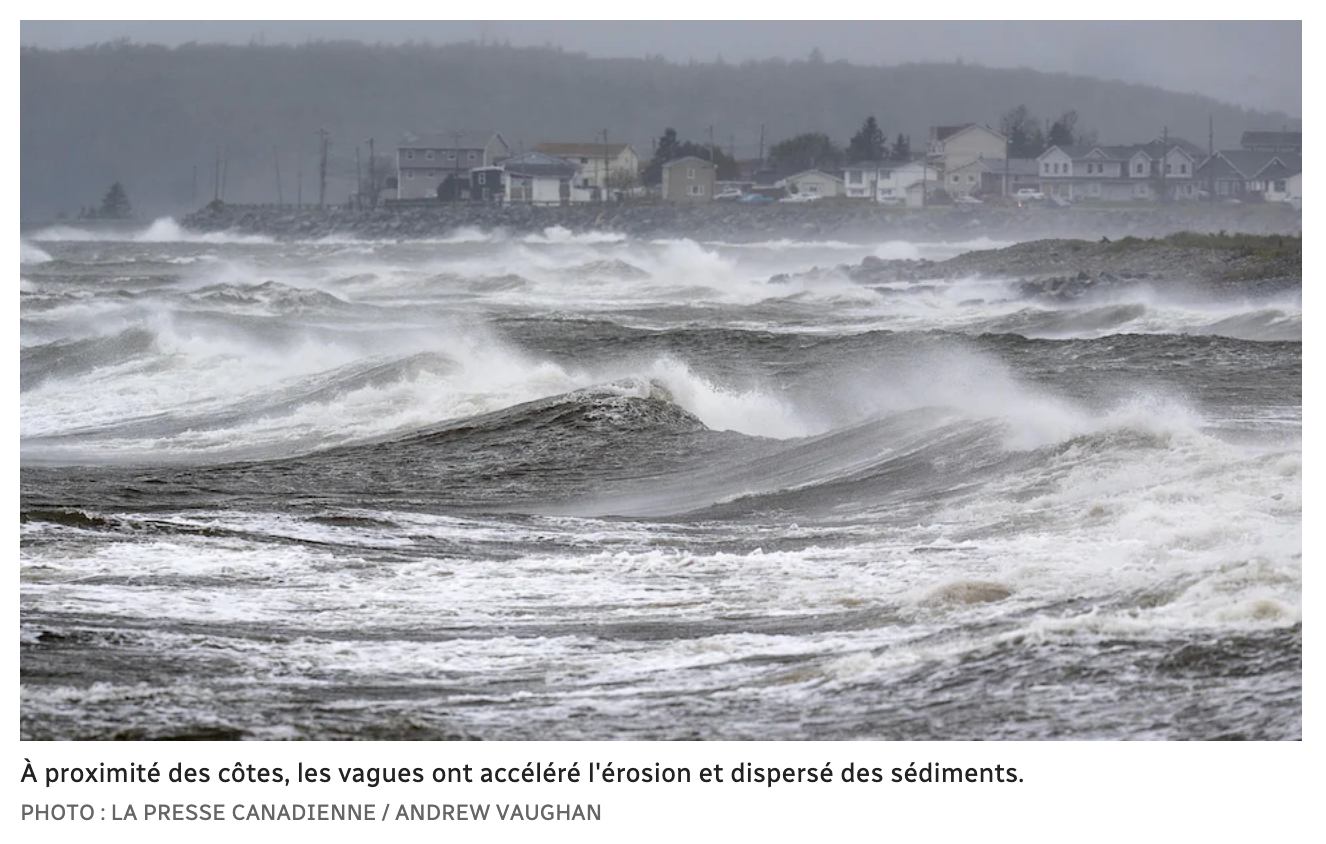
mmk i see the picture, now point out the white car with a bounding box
[714,188,743,201]
[1016,188,1047,201]
[953,195,983,206]
[779,193,821,203]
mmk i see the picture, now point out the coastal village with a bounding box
[385,124,1302,210]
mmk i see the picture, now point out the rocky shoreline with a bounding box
[824,233,1303,300]
[179,200,1302,244]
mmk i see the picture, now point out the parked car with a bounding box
[739,193,774,203]
[714,188,743,201]
[876,197,903,206]
[779,193,821,203]
[953,195,983,207]
[1016,188,1047,201]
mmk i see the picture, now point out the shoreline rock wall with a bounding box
[180,200,1301,243]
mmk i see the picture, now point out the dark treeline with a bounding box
[21,40,1300,218]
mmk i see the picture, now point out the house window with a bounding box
[447,151,456,160]
[425,151,434,160]
[1275,180,1287,192]
[848,171,862,184]
[478,172,486,185]
[690,185,703,196]
[406,150,415,160]
[1136,162,1144,174]
[1180,163,1187,174]
[407,171,414,179]
[1165,163,1172,174]
[427,170,434,178]
[952,175,959,183]
[581,157,589,164]
[1043,163,1050,174]
[687,168,696,179]
[968,175,976,182]
[469,151,477,161]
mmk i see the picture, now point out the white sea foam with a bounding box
[20,241,52,264]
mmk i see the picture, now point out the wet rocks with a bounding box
[180,201,1301,245]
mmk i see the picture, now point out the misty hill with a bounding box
[20,40,1301,218]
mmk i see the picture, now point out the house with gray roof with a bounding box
[1038,140,1200,202]
[396,131,510,200]
[500,151,594,204]
[1240,131,1301,153]
[1195,150,1302,202]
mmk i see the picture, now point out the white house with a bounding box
[1038,140,1200,202]
[532,142,641,197]
[500,152,595,204]
[887,160,940,207]
[840,160,938,205]
[778,169,844,198]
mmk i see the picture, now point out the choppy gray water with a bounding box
[20,221,1301,739]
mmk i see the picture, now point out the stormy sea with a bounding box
[19,219,1301,740]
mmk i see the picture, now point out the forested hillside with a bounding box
[21,40,1300,218]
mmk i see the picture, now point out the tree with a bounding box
[768,132,842,174]
[1047,110,1079,148]
[642,127,681,185]
[99,182,132,218]
[847,116,886,163]
[642,127,740,184]
[890,133,912,162]
[1000,104,1047,158]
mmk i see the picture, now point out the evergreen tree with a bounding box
[1000,104,1047,158]
[643,128,680,185]
[99,182,132,218]
[768,132,842,174]
[643,128,740,184]
[1047,110,1079,148]
[846,116,886,163]
[890,133,911,162]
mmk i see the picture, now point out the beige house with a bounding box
[661,156,715,204]
[779,169,844,198]
[533,142,640,197]
[928,124,1007,177]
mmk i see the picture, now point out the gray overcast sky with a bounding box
[20,20,1302,116]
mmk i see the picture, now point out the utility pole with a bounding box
[355,145,362,209]
[599,128,610,202]
[213,147,221,202]
[1004,135,1010,197]
[707,125,715,162]
[297,170,303,207]
[1160,125,1168,204]
[368,137,376,207]
[758,124,766,167]
[192,165,198,206]
[220,154,229,202]
[273,145,283,205]
[318,129,331,207]
[450,130,462,204]
[1208,115,1216,205]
